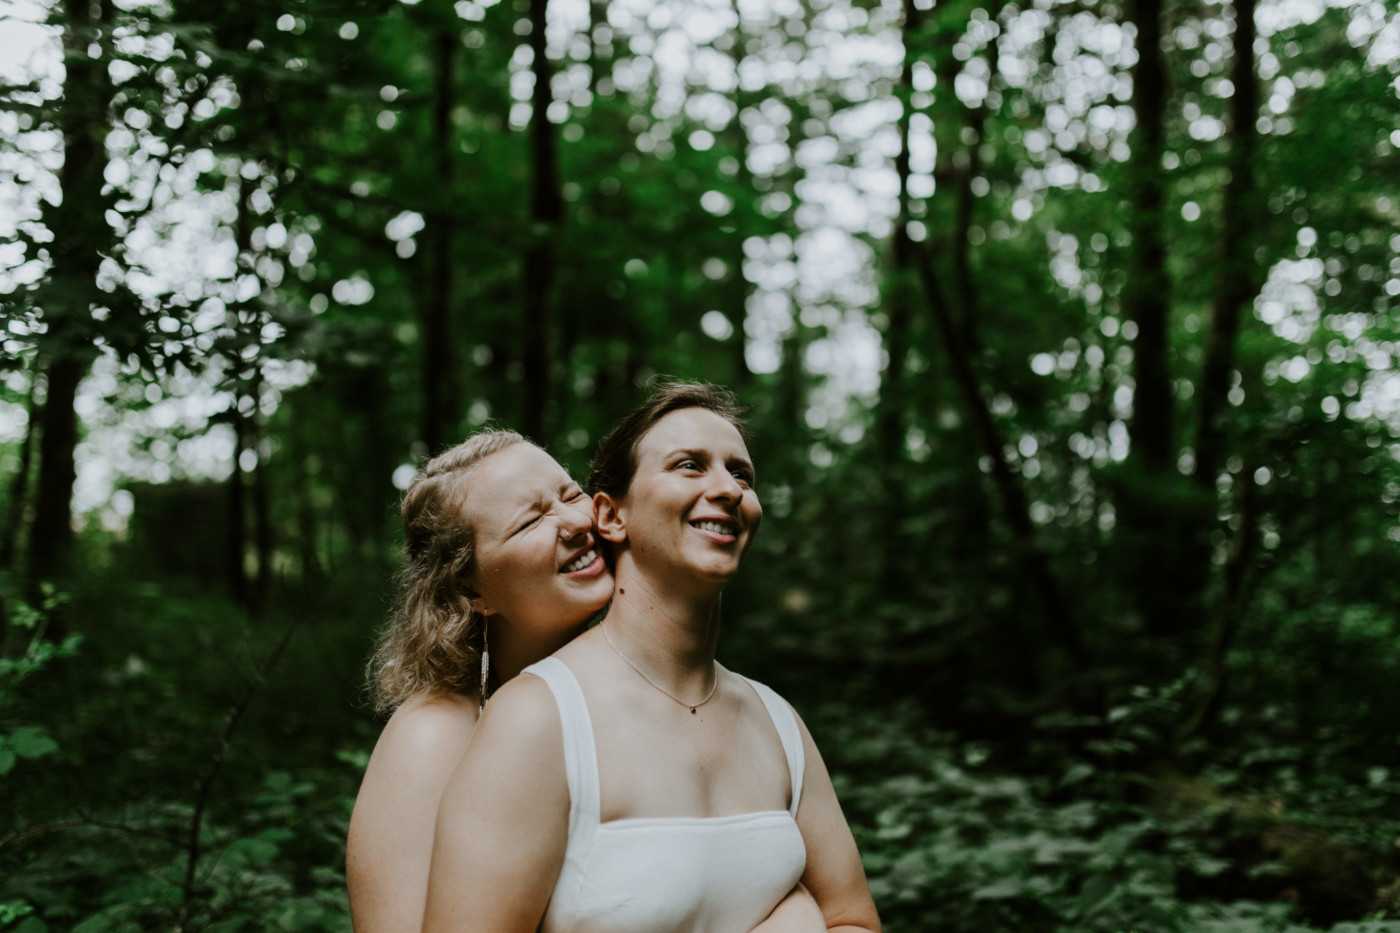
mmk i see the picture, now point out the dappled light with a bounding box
[3,0,1400,928]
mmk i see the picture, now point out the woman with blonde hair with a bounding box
[424,383,879,932]
[347,429,612,932]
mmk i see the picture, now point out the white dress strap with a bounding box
[742,677,805,818]
[523,657,601,836]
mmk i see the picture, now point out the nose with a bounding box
[706,468,743,502]
[558,502,592,541]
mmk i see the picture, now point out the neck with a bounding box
[601,558,723,687]
[490,616,587,686]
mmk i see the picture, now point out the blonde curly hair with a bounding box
[368,429,529,714]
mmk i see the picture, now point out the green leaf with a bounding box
[1074,873,1117,917]
[972,877,1027,900]
[7,726,59,760]
[0,902,35,924]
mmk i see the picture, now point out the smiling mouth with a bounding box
[691,519,738,538]
[561,548,599,574]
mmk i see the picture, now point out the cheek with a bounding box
[745,495,763,524]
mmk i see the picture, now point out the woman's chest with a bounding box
[556,812,807,933]
[593,710,791,822]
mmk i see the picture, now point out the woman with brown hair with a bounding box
[424,383,879,932]
[347,426,823,932]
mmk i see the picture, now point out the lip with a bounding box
[560,545,605,578]
[689,516,740,545]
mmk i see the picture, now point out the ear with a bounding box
[593,492,628,544]
[461,580,495,618]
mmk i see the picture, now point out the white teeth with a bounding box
[563,549,596,573]
[694,521,735,536]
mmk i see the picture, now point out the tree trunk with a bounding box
[226,176,256,610]
[522,0,560,441]
[724,0,756,388]
[950,0,1004,350]
[1179,0,1261,738]
[878,0,920,476]
[0,378,38,571]
[227,408,249,608]
[1195,0,1258,489]
[1118,0,1184,642]
[911,246,1087,667]
[1122,0,1173,470]
[423,31,457,454]
[27,0,114,588]
[251,391,272,615]
[28,357,85,587]
[1179,462,1258,741]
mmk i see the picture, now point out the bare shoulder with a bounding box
[436,670,568,825]
[354,692,479,811]
[732,670,808,732]
[377,691,479,757]
[471,669,562,751]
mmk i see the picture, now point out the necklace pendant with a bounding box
[690,707,696,714]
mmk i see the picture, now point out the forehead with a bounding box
[461,444,570,523]
[637,407,750,461]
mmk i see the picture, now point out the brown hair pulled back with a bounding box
[368,429,528,714]
[588,380,748,498]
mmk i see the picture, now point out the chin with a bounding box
[693,560,741,582]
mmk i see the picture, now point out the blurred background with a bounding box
[1,0,1398,929]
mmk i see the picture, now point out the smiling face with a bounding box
[464,443,613,636]
[597,406,762,587]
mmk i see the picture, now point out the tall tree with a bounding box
[27,0,116,587]
[1183,0,1262,737]
[1122,0,1172,469]
[1194,0,1259,490]
[421,28,458,455]
[1118,0,1184,641]
[522,0,561,440]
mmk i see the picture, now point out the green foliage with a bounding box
[0,588,79,779]
[0,585,362,931]
[813,690,1400,933]
[3,0,1399,927]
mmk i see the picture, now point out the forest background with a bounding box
[1,0,1399,929]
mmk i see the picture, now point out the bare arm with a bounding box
[422,674,571,933]
[792,710,882,933]
[346,694,478,933]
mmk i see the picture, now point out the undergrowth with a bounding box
[2,578,1398,932]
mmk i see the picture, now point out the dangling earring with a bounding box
[478,615,490,712]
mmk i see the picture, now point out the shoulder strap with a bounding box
[522,657,601,834]
[743,677,805,818]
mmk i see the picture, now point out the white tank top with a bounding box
[523,657,807,933]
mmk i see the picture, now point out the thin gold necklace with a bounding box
[600,624,718,714]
